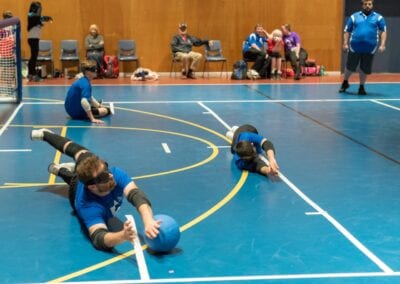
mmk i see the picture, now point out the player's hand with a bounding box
[343,43,349,52]
[123,220,136,241]
[91,118,104,124]
[378,45,386,53]
[144,218,161,239]
[268,158,280,176]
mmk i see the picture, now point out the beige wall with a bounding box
[3,0,343,72]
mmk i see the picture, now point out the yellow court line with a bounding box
[47,170,248,283]
[4,107,242,282]
[48,127,67,184]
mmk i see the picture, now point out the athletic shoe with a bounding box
[187,69,196,79]
[31,128,53,141]
[109,104,115,115]
[358,85,367,95]
[226,130,234,140]
[48,162,76,175]
[339,80,350,93]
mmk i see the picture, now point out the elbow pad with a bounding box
[90,228,112,251]
[262,140,275,154]
[127,188,151,209]
[81,98,91,111]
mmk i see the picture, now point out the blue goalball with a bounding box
[144,214,180,252]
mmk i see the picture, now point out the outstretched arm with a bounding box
[124,182,160,239]
[88,222,135,251]
[261,138,279,176]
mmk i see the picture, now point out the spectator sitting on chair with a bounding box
[243,24,271,79]
[64,60,113,124]
[27,1,52,82]
[339,0,386,95]
[85,24,104,78]
[267,29,284,80]
[281,24,308,80]
[171,22,212,79]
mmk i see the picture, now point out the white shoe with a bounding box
[48,162,75,175]
[31,128,53,140]
[109,103,115,115]
[226,130,233,140]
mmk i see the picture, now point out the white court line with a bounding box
[197,101,231,130]
[161,143,171,153]
[0,149,31,152]
[20,98,400,105]
[0,103,24,137]
[52,271,400,284]
[199,102,393,273]
[125,215,150,281]
[370,99,400,111]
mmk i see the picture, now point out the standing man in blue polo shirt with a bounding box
[339,0,387,95]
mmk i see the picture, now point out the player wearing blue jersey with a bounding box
[31,128,160,251]
[226,124,279,176]
[64,60,113,124]
[339,0,387,95]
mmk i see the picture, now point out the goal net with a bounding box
[0,17,22,103]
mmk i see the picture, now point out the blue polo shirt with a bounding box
[64,76,92,119]
[344,11,386,54]
[233,132,264,169]
[243,33,267,53]
[75,166,132,229]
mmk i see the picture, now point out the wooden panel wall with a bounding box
[3,0,343,72]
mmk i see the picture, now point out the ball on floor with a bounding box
[144,214,180,252]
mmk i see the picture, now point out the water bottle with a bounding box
[320,65,325,76]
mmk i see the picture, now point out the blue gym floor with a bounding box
[0,81,400,283]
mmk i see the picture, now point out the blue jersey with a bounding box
[64,76,92,119]
[75,166,132,229]
[344,11,386,54]
[243,33,267,53]
[233,132,264,169]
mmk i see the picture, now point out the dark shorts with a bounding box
[346,51,374,74]
[268,51,281,58]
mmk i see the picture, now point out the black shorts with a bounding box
[268,51,281,58]
[346,51,374,74]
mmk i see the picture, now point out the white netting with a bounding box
[0,18,20,103]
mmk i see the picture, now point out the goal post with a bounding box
[0,17,22,103]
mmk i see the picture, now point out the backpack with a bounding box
[302,65,321,76]
[102,55,119,78]
[231,60,247,80]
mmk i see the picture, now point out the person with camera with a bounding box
[171,22,212,79]
[27,1,52,82]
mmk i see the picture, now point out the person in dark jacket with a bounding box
[171,22,212,79]
[27,1,52,82]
